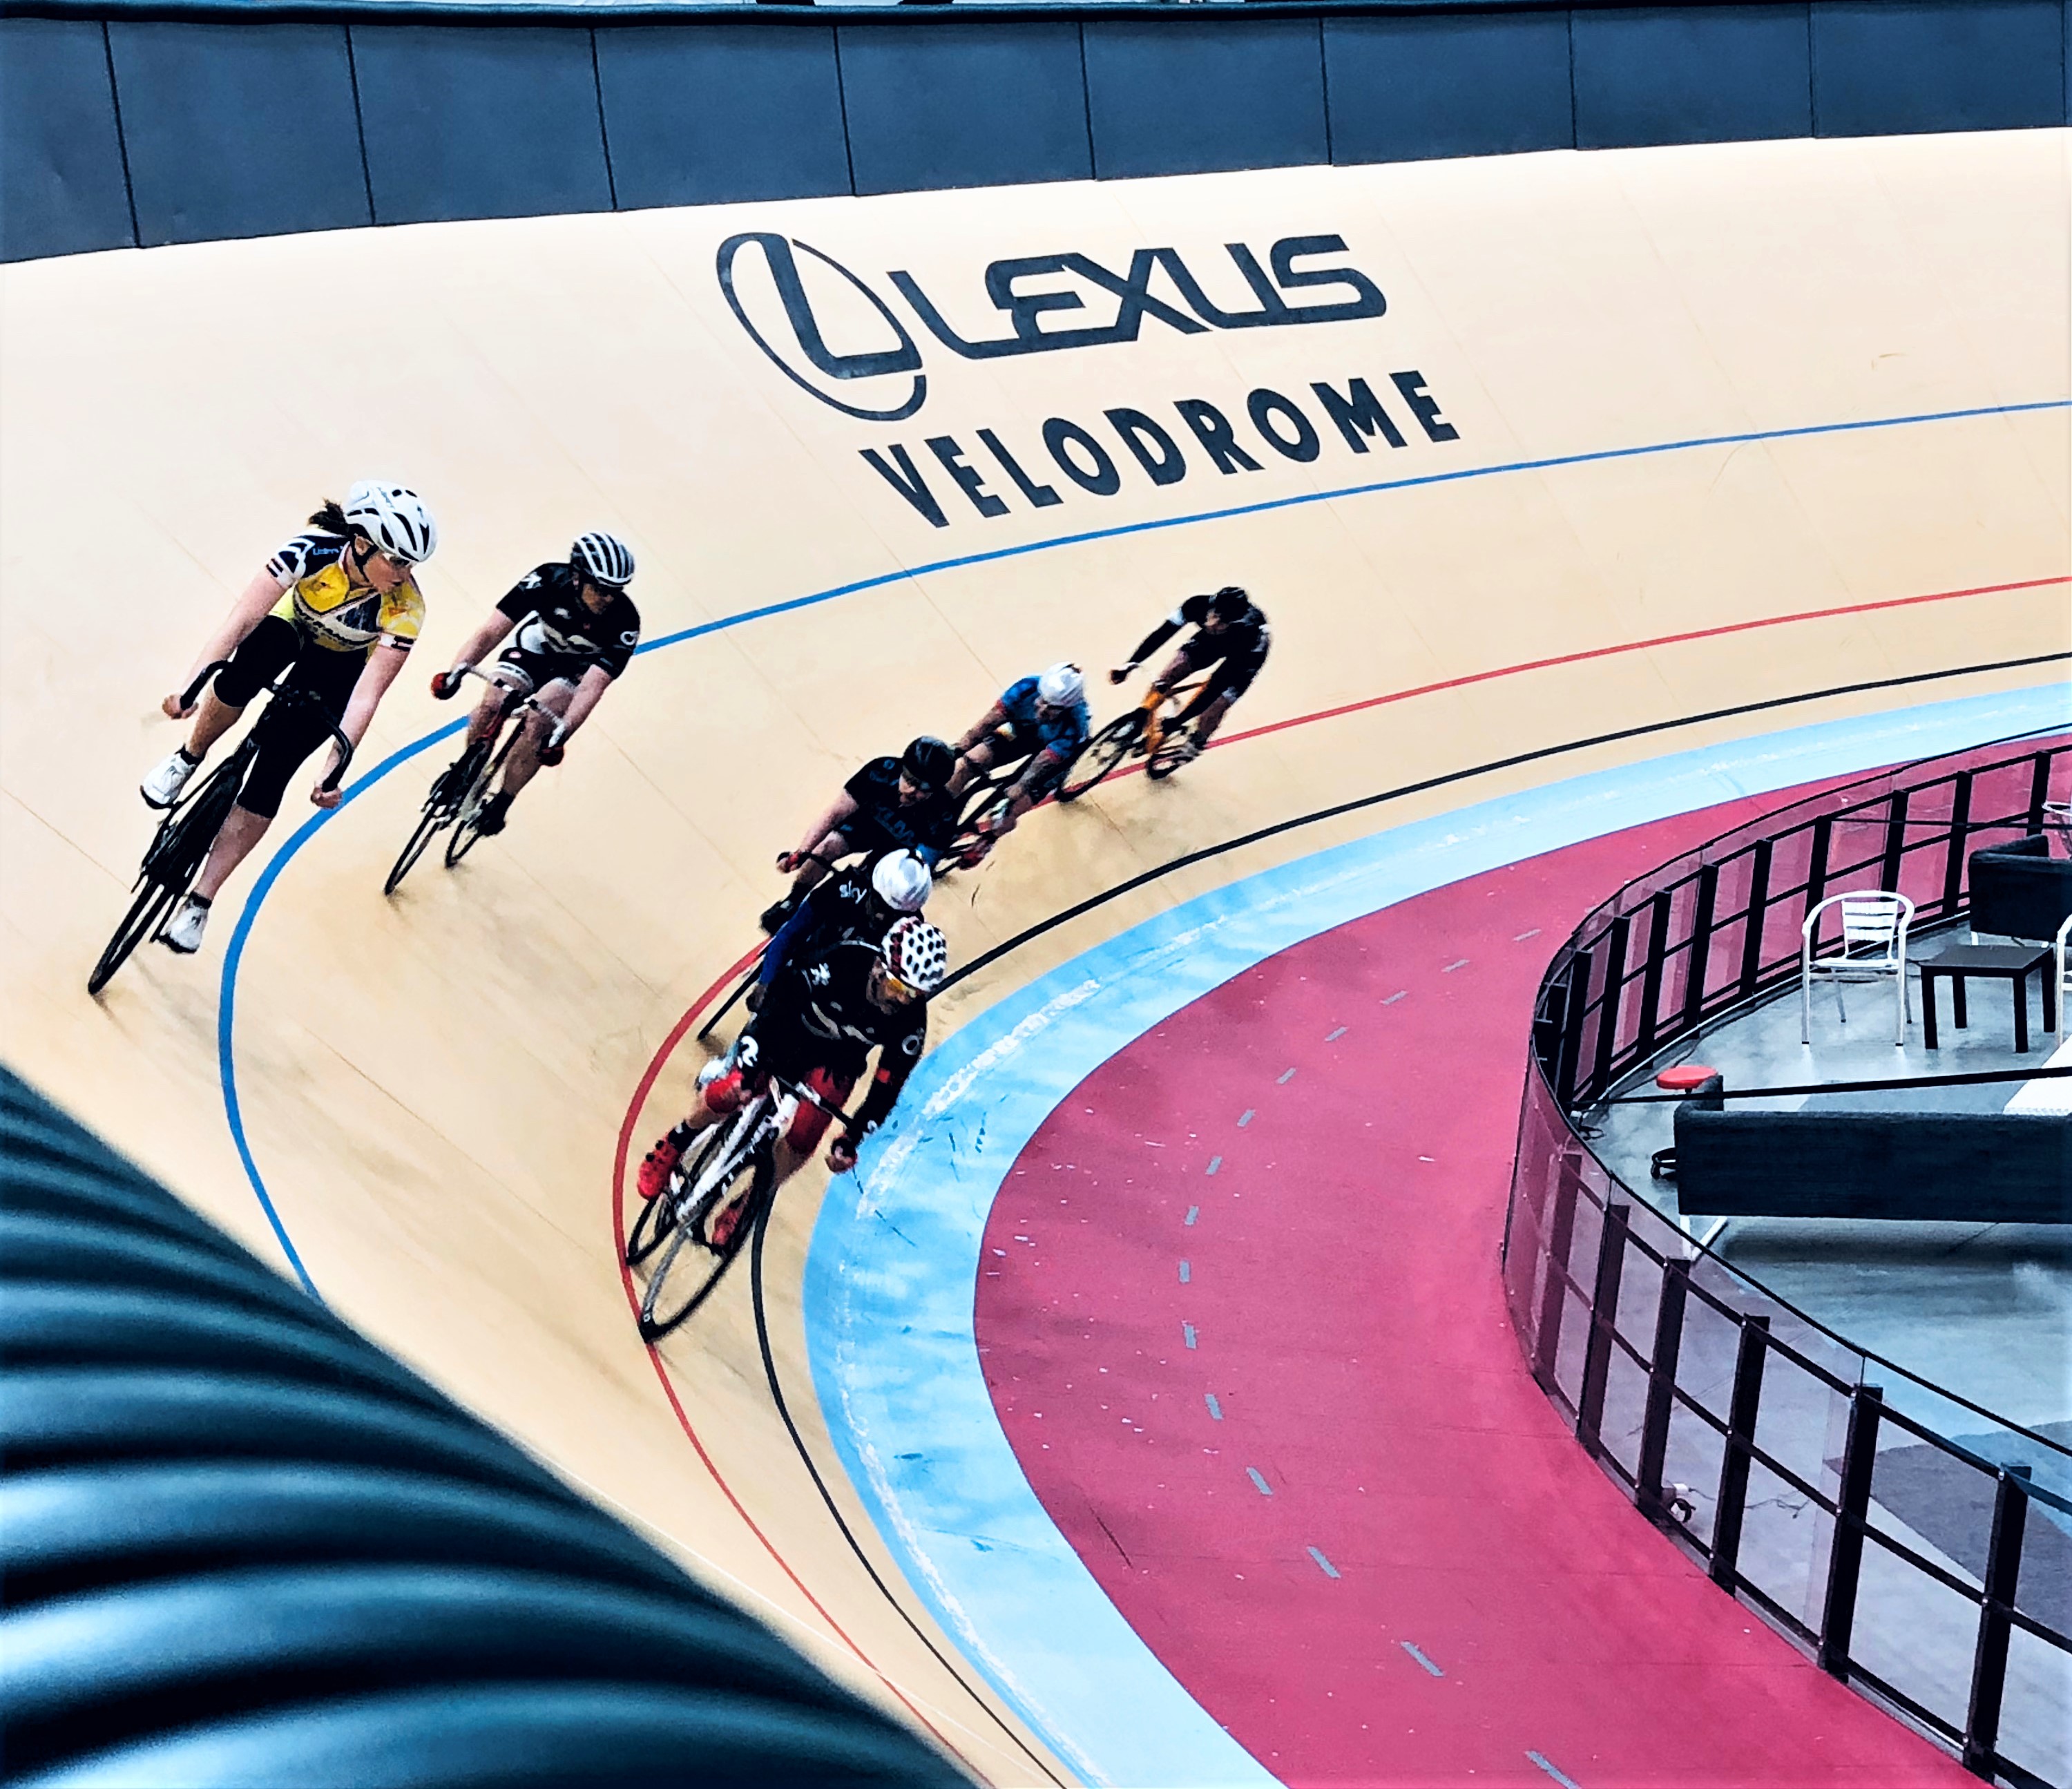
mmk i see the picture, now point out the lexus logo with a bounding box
[717,229,1388,421]
[718,232,926,423]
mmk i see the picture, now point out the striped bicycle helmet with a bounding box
[570,531,636,589]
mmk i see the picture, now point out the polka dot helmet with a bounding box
[881,915,949,995]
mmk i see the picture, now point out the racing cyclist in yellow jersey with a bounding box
[140,481,437,955]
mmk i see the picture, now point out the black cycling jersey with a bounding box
[761,866,896,986]
[842,756,959,859]
[496,563,642,680]
[752,938,928,1135]
[1126,591,1271,674]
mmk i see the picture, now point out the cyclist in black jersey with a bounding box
[756,850,932,1006]
[761,736,959,933]
[1109,585,1272,767]
[140,481,438,955]
[635,917,950,1228]
[432,532,640,836]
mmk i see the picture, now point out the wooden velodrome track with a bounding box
[2,128,2066,1784]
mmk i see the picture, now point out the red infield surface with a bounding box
[973,786,1973,1788]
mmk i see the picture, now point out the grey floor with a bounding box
[1587,935,2071,1440]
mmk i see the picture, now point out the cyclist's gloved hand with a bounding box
[745,983,765,1013]
[311,781,343,811]
[827,1138,858,1174]
[733,1034,760,1074]
[539,740,565,767]
[432,670,462,700]
[1109,665,1132,685]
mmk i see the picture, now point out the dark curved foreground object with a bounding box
[0,1065,970,1788]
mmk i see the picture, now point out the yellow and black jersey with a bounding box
[265,532,423,655]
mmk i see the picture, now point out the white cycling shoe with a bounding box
[158,894,211,955]
[141,748,201,810]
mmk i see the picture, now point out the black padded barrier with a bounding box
[839,19,1092,196]
[1,1,2068,262]
[0,1065,974,1788]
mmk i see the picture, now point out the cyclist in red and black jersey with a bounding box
[635,917,950,1235]
[1108,585,1272,767]
[431,532,640,836]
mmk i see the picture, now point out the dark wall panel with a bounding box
[599,24,849,209]
[1085,18,1327,179]
[108,23,367,246]
[1573,5,1812,148]
[1812,1,2065,135]
[837,21,1089,197]
[1,19,133,262]
[1325,12,1573,164]
[350,24,612,224]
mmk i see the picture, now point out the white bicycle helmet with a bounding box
[881,915,949,994]
[571,530,635,589]
[342,480,438,564]
[871,850,932,915]
[1037,661,1086,708]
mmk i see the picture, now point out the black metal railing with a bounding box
[1537,733,2072,1113]
[1504,727,2072,1787]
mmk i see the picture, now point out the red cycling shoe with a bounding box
[636,1136,680,1201]
[707,1196,749,1252]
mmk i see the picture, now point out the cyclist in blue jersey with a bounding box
[946,662,1091,864]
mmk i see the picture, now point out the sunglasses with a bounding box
[879,967,921,1002]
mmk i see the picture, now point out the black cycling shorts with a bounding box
[1172,634,1268,718]
[213,614,365,819]
[492,646,584,696]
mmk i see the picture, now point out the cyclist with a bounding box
[1107,584,1271,767]
[430,532,640,836]
[945,662,1091,864]
[761,736,958,933]
[756,848,932,1008]
[140,481,437,955]
[635,915,951,1241]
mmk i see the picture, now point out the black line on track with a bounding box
[746,1196,1068,1788]
[744,647,2069,1778]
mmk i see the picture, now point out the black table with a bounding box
[1918,942,2055,1052]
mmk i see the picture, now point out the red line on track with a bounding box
[608,941,963,1759]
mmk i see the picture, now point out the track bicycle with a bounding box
[624,1071,852,1340]
[943,730,1041,863]
[384,664,567,894]
[1057,672,1216,801]
[88,663,353,996]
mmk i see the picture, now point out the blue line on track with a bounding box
[211,392,2065,1283]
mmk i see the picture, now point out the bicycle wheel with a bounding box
[384,755,466,897]
[624,1171,682,1267]
[1058,714,1144,801]
[89,759,242,995]
[696,958,764,1044]
[87,876,183,995]
[636,1131,771,1341]
[443,729,514,869]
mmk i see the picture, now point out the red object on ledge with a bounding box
[1656,1064,1721,1091]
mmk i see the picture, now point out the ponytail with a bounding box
[307,499,352,539]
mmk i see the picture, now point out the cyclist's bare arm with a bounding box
[311,640,408,809]
[167,569,287,717]
[779,792,858,872]
[952,701,1008,756]
[443,610,517,684]
[1109,613,1185,687]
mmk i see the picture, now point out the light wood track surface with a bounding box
[3,128,2066,1784]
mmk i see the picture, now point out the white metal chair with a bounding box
[1801,891,1915,1045]
[2057,911,2070,1040]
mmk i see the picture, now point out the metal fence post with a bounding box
[1681,863,1719,1031]
[1941,770,1973,917]
[1805,815,1833,918]
[1531,1147,1584,1393]
[1555,948,1593,1109]
[1634,892,1673,1058]
[1709,1314,1770,1590]
[1636,1257,1691,1524]
[1737,840,1772,997]
[1590,914,1631,1097]
[1878,789,1909,894]
[2027,749,2051,834]
[1961,1464,2031,1778]
[1575,1203,1629,1457]
[1819,1383,1884,1676]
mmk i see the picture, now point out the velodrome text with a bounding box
[861,371,1459,529]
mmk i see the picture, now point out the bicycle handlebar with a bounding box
[447,663,569,751]
[175,660,354,792]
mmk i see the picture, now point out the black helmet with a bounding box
[1208,584,1251,617]
[901,736,955,790]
